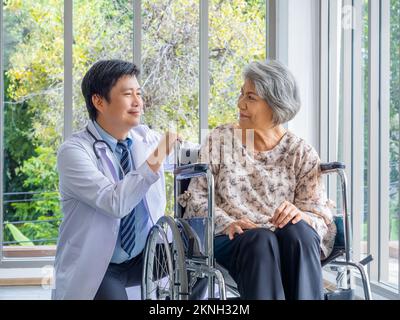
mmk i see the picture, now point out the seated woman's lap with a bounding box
[214,228,283,299]
[213,222,323,299]
[214,228,279,273]
[275,220,321,255]
[214,222,321,275]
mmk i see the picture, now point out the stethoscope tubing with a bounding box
[86,127,128,179]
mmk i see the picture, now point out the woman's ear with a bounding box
[92,94,105,115]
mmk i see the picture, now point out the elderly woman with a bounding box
[180,60,336,300]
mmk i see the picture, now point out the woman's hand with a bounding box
[224,217,259,240]
[271,200,311,229]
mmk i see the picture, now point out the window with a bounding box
[208,0,267,129]
[1,0,137,261]
[0,1,269,262]
[322,0,400,296]
[72,0,134,131]
[1,1,64,258]
[388,0,399,289]
[142,0,200,215]
[361,0,369,270]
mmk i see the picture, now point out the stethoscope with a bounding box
[86,126,131,179]
[86,126,156,226]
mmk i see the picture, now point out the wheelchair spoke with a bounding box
[158,253,173,298]
[147,240,173,299]
[155,245,169,281]
[157,245,166,277]
[142,217,188,300]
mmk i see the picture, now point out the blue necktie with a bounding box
[118,142,136,255]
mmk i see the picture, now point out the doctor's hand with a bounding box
[224,218,259,240]
[160,131,182,156]
[271,200,312,229]
[147,131,182,172]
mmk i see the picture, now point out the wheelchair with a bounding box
[141,144,374,300]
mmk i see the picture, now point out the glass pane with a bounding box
[337,2,345,217]
[2,1,63,257]
[209,0,266,129]
[142,0,200,215]
[73,0,134,131]
[388,0,399,288]
[361,0,369,261]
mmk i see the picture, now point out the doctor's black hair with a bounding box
[81,59,140,121]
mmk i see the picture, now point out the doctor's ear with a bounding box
[92,94,106,114]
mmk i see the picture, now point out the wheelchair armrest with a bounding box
[174,163,209,180]
[320,162,346,173]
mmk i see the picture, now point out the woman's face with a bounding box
[237,78,274,130]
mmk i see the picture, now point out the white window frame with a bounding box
[199,0,209,144]
[0,0,272,268]
[3,0,397,301]
[0,0,4,265]
[64,0,73,141]
[320,0,399,299]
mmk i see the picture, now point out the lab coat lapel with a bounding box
[98,147,119,182]
[87,121,119,182]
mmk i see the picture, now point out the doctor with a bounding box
[52,59,180,300]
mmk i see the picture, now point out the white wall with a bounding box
[285,0,320,152]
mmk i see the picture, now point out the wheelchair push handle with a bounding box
[320,162,346,173]
[174,163,209,180]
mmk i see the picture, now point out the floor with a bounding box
[0,269,393,300]
[0,286,51,300]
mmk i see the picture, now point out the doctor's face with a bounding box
[94,75,143,131]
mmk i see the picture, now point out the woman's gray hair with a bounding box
[243,60,301,125]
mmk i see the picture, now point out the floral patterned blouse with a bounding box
[179,124,337,259]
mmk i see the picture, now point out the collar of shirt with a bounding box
[93,121,132,156]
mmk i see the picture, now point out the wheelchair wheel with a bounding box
[142,216,188,300]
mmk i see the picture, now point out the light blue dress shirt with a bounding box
[93,121,152,263]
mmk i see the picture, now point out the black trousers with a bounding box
[94,247,207,300]
[214,220,324,300]
[94,250,145,300]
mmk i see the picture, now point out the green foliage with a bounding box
[208,0,266,129]
[360,0,399,241]
[5,223,34,246]
[164,172,175,216]
[3,0,133,245]
[10,147,60,244]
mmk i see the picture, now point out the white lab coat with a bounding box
[52,121,169,300]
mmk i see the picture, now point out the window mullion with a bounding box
[379,0,391,284]
[368,0,380,283]
[133,0,142,74]
[351,0,364,264]
[0,1,4,263]
[343,0,354,262]
[199,0,209,144]
[64,0,73,141]
[320,0,329,163]
[266,0,276,59]
[327,0,342,200]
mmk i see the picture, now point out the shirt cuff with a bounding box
[214,210,236,235]
[136,160,161,184]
